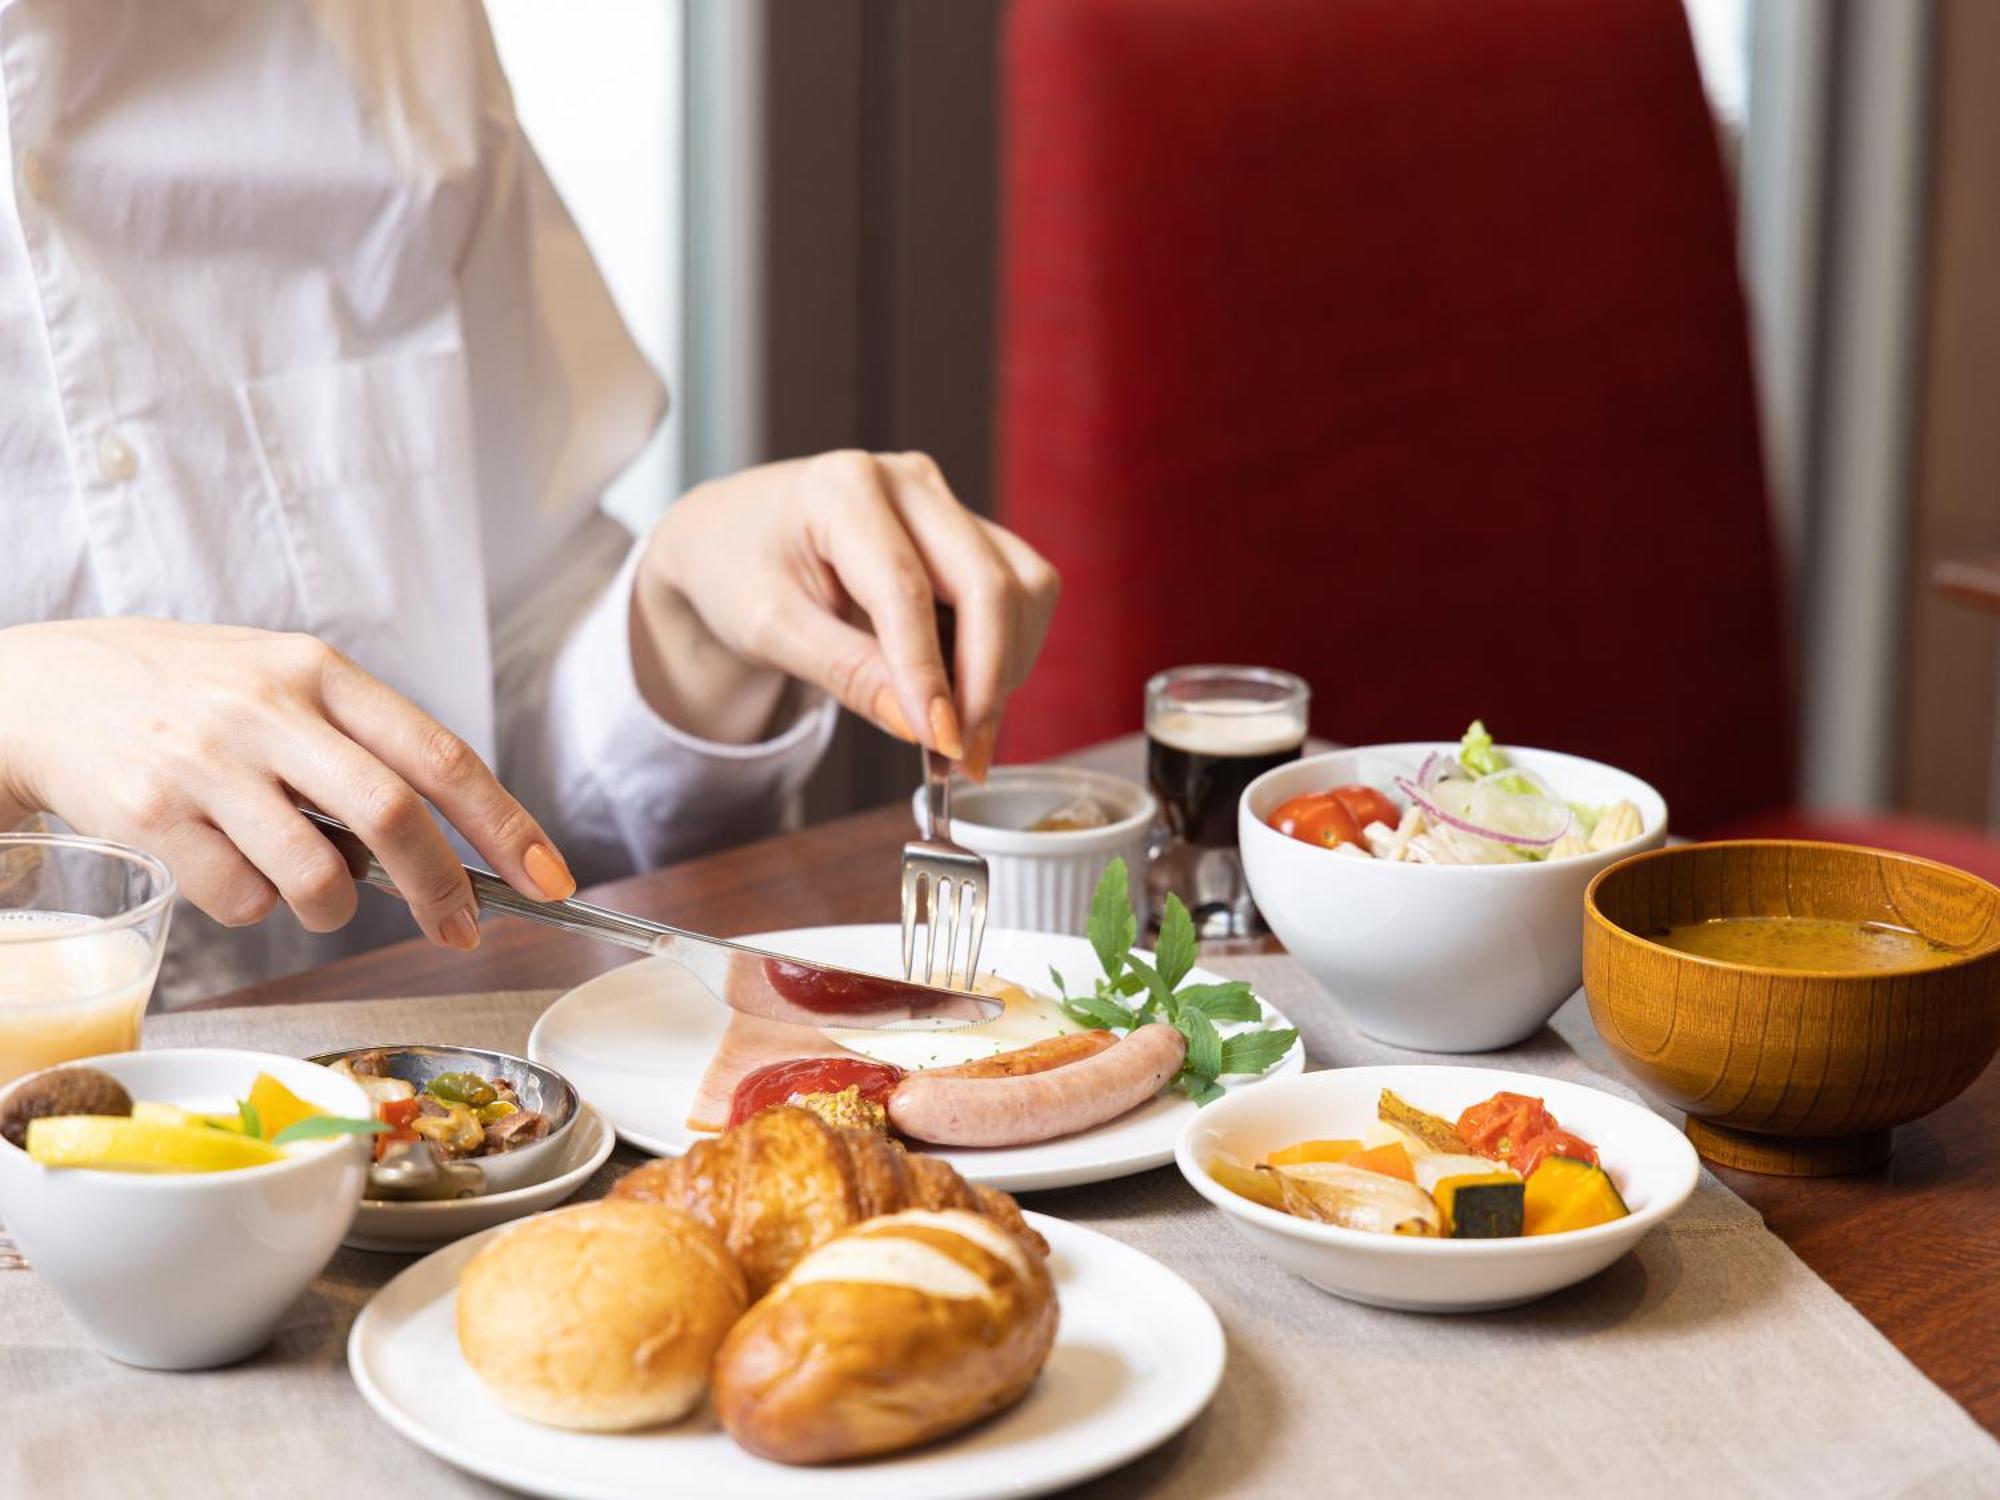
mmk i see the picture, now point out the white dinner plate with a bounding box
[343,1106,617,1255]
[348,1211,1225,1500]
[528,925,1306,1192]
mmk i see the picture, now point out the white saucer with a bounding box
[528,925,1306,1192]
[343,1106,616,1254]
[349,1211,1225,1499]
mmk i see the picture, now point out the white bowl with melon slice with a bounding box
[0,1048,371,1368]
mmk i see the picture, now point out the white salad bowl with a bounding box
[0,1048,372,1369]
[1175,1065,1699,1312]
[1239,743,1666,1051]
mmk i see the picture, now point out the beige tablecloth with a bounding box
[3,959,1995,1499]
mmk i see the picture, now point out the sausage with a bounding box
[920,1029,1118,1081]
[887,1023,1188,1148]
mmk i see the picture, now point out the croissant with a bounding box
[611,1105,1045,1296]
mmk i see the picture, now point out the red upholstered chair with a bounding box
[995,0,2000,883]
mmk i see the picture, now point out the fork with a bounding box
[902,744,989,986]
[899,606,989,986]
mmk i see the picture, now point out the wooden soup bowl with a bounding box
[1583,841,2000,1176]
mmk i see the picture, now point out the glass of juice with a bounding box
[0,831,174,1088]
[1145,665,1309,938]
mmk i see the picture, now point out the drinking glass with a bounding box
[1144,665,1308,937]
[0,832,175,1088]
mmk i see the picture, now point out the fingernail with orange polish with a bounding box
[442,907,481,952]
[524,843,576,901]
[871,686,917,743]
[964,720,999,782]
[928,697,965,760]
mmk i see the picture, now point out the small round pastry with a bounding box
[712,1207,1059,1464]
[456,1199,747,1431]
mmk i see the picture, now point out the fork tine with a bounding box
[939,874,961,987]
[899,866,922,979]
[923,873,943,986]
[963,880,987,982]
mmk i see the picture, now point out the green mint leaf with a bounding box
[1113,970,1148,998]
[1172,982,1262,1023]
[1178,1006,1223,1080]
[1086,858,1136,985]
[1217,1028,1300,1077]
[1124,954,1174,1025]
[237,1098,262,1140]
[1047,964,1070,1000]
[270,1115,391,1147]
[1175,1068,1225,1106]
[1154,893,1197,992]
[1059,989,1138,1032]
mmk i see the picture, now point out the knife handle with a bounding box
[300,808,670,955]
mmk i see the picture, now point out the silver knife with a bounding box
[301,810,1001,1029]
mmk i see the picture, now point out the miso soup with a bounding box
[1650,916,1955,972]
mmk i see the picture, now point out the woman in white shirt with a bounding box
[0,2,1056,1004]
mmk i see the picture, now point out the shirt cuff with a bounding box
[545,538,837,870]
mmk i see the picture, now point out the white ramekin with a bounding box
[911,766,1156,936]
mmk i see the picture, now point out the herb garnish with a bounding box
[1050,858,1298,1104]
[269,1115,390,1147]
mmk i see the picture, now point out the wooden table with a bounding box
[196,740,2000,1433]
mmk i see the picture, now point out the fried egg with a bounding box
[822,976,1078,1072]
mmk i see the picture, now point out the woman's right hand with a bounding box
[0,619,574,949]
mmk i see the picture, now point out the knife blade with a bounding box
[301,810,1003,1028]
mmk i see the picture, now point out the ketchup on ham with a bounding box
[727,1056,904,1127]
[761,958,924,1016]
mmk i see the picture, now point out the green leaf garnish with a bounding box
[238,1098,262,1140]
[1218,1028,1299,1077]
[270,1115,391,1147]
[1047,964,1070,1000]
[1086,857,1137,985]
[1069,860,1301,1106]
[1153,893,1197,992]
[1173,982,1262,1024]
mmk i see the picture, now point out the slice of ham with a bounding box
[686,1012,868,1132]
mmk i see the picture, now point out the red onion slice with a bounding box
[1393,776,1571,849]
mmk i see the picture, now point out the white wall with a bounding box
[485,0,685,531]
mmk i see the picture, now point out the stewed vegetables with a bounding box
[328,1051,551,1164]
[1207,1087,1629,1239]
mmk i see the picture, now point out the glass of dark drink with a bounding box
[1144,665,1308,938]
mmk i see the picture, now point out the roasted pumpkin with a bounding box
[1433,1171,1526,1238]
[1341,1141,1416,1183]
[1522,1156,1628,1235]
[1265,1138,1363,1167]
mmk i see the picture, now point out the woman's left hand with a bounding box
[630,450,1060,777]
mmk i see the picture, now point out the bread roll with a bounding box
[712,1207,1059,1463]
[456,1200,747,1431]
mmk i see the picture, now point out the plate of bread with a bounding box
[348,1107,1225,1498]
[528,924,1304,1192]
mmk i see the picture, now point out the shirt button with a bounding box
[97,431,137,482]
[19,151,51,202]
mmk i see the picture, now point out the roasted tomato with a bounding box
[1514,1128,1600,1178]
[728,1056,904,1127]
[374,1095,421,1161]
[1456,1092,1559,1165]
[1329,784,1400,833]
[1269,792,1364,850]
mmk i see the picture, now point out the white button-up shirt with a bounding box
[0,1,834,1005]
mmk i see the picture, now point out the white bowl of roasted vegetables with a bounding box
[311,1045,579,1199]
[1239,723,1667,1051]
[1175,1065,1699,1312]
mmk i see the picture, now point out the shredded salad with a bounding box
[1267,721,1644,865]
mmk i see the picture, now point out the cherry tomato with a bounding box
[1330,784,1400,832]
[374,1095,421,1161]
[728,1056,905,1126]
[1269,792,1364,850]
[1514,1128,1600,1178]
[1456,1092,1558,1164]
